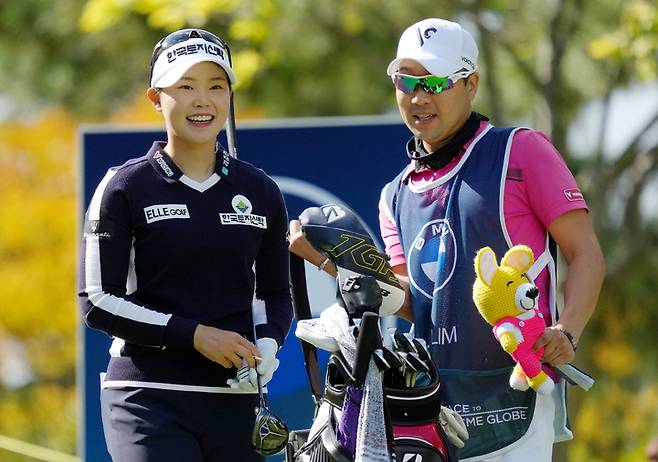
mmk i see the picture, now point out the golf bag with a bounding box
[286,205,459,462]
[285,341,455,462]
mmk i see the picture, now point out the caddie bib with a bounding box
[383,126,540,458]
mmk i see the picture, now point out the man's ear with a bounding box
[465,72,479,101]
[146,87,162,111]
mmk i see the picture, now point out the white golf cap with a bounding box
[387,18,478,77]
[150,34,237,88]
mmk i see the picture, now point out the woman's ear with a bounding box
[146,87,162,111]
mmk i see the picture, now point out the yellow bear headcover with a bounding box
[472,245,535,325]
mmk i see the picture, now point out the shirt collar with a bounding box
[400,120,491,182]
[147,141,235,185]
[401,137,440,182]
[214,143,235,185]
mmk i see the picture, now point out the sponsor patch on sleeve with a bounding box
[563,188,584,202]
[84,220,115,239]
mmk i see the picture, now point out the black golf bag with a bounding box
[286,205,459,462]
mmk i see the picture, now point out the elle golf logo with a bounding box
[220,195,267,229]
[144,204,190,224]
[408,219,457,299]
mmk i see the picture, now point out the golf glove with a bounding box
[227,337,279,391]
[226,360,258,391]
[255,337,279,385]
[439,405,469,448]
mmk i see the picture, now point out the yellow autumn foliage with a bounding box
[80,0,239,32]
[592,341,639,377]
[571,382,658,461]
[588,0,658,79]
[0,109,78,456]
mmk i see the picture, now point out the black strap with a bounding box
[289,252,323,402]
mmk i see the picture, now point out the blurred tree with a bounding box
[0,0,657,460]
[0,96,161,460]
[0,110,78,459]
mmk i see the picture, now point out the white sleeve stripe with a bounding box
[88,169,117,221]
[126,241,137,293]
[84,169,171,327]
[88,291,171,325]
[109,338,125,357]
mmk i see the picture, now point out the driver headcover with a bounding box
[299,204,404,316]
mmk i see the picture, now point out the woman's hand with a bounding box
[193,325,260,369]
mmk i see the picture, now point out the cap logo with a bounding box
[166,42,224,64]
[417,26,437,46]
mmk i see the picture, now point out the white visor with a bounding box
[150,37,237,88]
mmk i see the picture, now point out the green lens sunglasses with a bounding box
[393,73,457,95]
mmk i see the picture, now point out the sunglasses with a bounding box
[393,73,463,95]
[149,29,230,82]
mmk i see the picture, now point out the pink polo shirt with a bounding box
[379,122,588,321]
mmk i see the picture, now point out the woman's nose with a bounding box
[194,90,210,106]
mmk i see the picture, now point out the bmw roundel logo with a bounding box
[407,219,457,299]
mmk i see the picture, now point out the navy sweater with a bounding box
[78,141,293,388]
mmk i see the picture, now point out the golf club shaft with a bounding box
[225,44,238,159]
[226,92,238,158]
[250,310,267,407]
[226,71,266,406]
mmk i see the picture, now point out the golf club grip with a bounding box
[352,312,379,384]
[289,252,323,399]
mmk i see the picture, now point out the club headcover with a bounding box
[337,274,383,317]
[299,205,405,317]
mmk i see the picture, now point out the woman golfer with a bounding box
[78,28,292,461]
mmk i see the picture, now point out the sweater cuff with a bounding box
[164,316,199,349]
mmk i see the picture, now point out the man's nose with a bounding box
[411,88,432,104]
